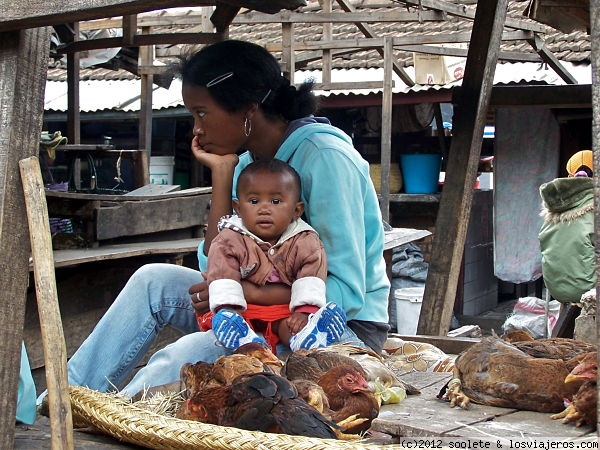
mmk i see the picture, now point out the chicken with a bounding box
[503,330,597,361]
[179,371,340,439]
[317,364,380,435]
[440,335,576,413]
[551,351,597,430]
[234,342,284,374]
[180,343,282,393]
[282,344,420,395]
[292,379,330,414]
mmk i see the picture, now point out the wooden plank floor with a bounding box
[14,417,144,449]
[373,372,597,442]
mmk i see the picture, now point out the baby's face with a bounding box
[234,171,303,245]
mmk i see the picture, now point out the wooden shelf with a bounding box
[33,238,202,269]
[379,193,441,203]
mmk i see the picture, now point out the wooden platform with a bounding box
[15,369,596,448]
[373,371,596,442]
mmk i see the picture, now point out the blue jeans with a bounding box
[67,263,365,398]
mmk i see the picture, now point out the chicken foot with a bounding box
[442,377,471,409]
[551,403,586,427]
[334,414,368,440]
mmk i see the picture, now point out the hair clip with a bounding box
[261,89,272,104]
[206,71,234,87]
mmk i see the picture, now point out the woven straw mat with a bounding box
[69,385,392,450]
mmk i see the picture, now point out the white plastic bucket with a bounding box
[150,156,175,185]
[394,286,425,335]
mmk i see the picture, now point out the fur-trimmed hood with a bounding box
[539,177,594,224]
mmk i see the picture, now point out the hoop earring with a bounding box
[244,118,252,137]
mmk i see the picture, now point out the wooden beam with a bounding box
[488,84,592,107]
[0,27,51,448]
[526,33,578,84]
[396,0,546,32]
[121,15,137,46]
[139,27,153,157]
[66,22,81,144]
[418,0,508,336]
[589,0,598,429]
[20,156,74,450]
[380,37,394,223]
[232,10,446,23]
[216,0,305,14]
[335,0,415,87]
[0,0,215,32]
[210,3,240,32]
[56,32,226,54]
[77,9,445,30]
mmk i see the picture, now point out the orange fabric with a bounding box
[244,304,290,354]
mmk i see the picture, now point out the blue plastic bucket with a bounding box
[399,153,441,194]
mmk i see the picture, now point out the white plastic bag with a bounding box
[501,296,560,339]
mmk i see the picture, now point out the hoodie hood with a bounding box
[218,214,317,247]
[540,177,594,222]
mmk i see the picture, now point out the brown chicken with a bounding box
[234,342,284,374]
[317,364,380,434]
[282,345,419,395]
[551,351,597,430]
[503,330,597,361]
[441,335,578,413]
[179,342,282,398]
[178,371,339,439]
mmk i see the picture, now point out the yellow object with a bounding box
[566,150,593,176]
[369,163,403,194]
[373,378,406,405]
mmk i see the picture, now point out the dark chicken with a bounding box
[178,371,339,439]
[551,351,597,430]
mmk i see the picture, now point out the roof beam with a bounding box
[396,0,547,32]
[0,0,214,32]
[56,31,226,53]
[335,0,414,86]
[526,33,578,84]
[232,10,446,23]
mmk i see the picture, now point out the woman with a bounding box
[65,40,390,397]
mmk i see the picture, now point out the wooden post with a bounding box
[380,37,393,224]
[66,22,81,145]
[139,26,154,165]
[418,0,508,336]
[589,0,600,436]
[20,157,74,450]
[0,27,52,448]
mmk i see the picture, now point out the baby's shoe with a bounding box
[212,309,267,350]
[289,302,346,351]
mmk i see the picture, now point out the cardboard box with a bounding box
[413,48,466,85]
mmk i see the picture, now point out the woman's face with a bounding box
[183,83,246,156]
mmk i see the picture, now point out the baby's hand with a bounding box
[286,311,309,335]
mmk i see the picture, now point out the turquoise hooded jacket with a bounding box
[199,119,390,325]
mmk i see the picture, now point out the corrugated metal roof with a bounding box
[44,61,592,113]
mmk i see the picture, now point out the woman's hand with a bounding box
[191,136,239,171]
[189,273,210,314]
